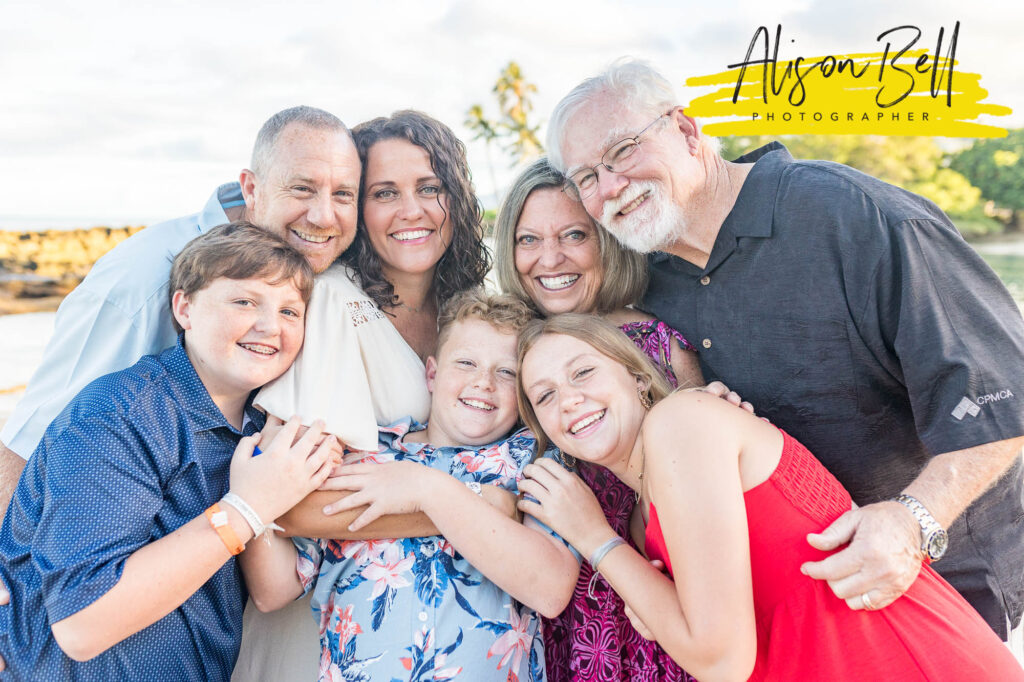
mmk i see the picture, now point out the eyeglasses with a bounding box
[565,113,668,200]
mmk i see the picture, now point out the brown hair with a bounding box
[343,110,490,310]
[436,288,536,355]
[516,313,672,453]
[169,221,315,331]
[493,157,648,315]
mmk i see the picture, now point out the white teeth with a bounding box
[291,229,332,244]
[619,191,649,216]
[461,398,495,411]
[570,410,605,434]
[239,343,276,355]
[539,274,580,290]
[392,229,432,241]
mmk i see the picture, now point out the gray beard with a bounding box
[601,200,685,254]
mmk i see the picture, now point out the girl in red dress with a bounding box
[516,314,1024,682]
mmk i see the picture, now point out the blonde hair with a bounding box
[493,157,648,315]
[436,288,537,355]
[516,313,672,453]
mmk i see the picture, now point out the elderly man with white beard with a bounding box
[546,58,1024,648]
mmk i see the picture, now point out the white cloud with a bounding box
[0,0,1019,227]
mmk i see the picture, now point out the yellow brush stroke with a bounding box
[685,51,1011,138]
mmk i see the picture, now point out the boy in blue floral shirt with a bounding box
[242,290,580,682]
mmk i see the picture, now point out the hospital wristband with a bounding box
[221,491,284,539]
[205,503,244,556]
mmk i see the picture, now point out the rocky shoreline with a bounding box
[0,226,143,314]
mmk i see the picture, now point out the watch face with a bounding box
[926,529,949,560]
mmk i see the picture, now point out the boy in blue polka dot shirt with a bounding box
[0,221,340,680]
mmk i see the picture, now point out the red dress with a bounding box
[644,431,1024,680]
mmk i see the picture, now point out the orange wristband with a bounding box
[205,503,244,556]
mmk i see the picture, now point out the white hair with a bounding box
[546,58,721,172]
[546,58,678,172]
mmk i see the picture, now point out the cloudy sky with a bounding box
[1,0,1020,229]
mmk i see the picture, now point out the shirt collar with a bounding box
[377,417,509,455]
[197,182,244,234]
[160,334,263,435]
[649,141,792,265]
[719,141,791,239]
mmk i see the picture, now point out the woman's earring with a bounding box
[637,386,653,410]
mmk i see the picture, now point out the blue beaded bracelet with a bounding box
[589,537,626,571]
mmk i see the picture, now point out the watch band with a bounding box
[893,494,948,561]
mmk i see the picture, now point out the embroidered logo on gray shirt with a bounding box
[952,390,1015,420]
[952,396,981,420]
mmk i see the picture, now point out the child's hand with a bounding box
[517,457,611,555]
[229,417,340,524]
[318,461,438,531]
[262,414,343,457]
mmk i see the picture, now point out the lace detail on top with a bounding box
[619,319,696,388]
[346,299,385,327]
[770,431,851,527]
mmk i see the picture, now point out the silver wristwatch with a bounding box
[893,494,948,562]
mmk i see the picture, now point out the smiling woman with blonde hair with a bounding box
[493,156,711,681]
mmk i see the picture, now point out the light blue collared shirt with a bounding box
[1,183,243,458]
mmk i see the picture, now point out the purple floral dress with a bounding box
[542,318,698,682]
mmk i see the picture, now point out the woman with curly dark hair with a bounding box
[257,109,491,453]
[342,109,491,361]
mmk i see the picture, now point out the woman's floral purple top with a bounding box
[542,318,698,682]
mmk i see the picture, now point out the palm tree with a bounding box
[465,104,501,207]
[493,62,543,163]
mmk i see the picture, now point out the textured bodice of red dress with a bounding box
[644,430,1024,681]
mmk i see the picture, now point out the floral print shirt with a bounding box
[295,419,571,682]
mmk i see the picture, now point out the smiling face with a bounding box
[242,123,361,273]
[514,188,603,315]
[560,96,698,253]
[521,332,646,470]
[424,318,519,448]
[173,275,306,414]
[361,138,451,283]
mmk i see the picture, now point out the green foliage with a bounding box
[466,61,543,167]
[719,134,1007,230]
[950,130,1024,211]
[481,209,497,237]
[947,206,1006,238]
[908,168,981,216]
[721,135,945,187]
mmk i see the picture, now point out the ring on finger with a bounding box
[860,592,875,610]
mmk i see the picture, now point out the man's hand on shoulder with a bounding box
[800,500,923,611]
[690,381,756,415]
